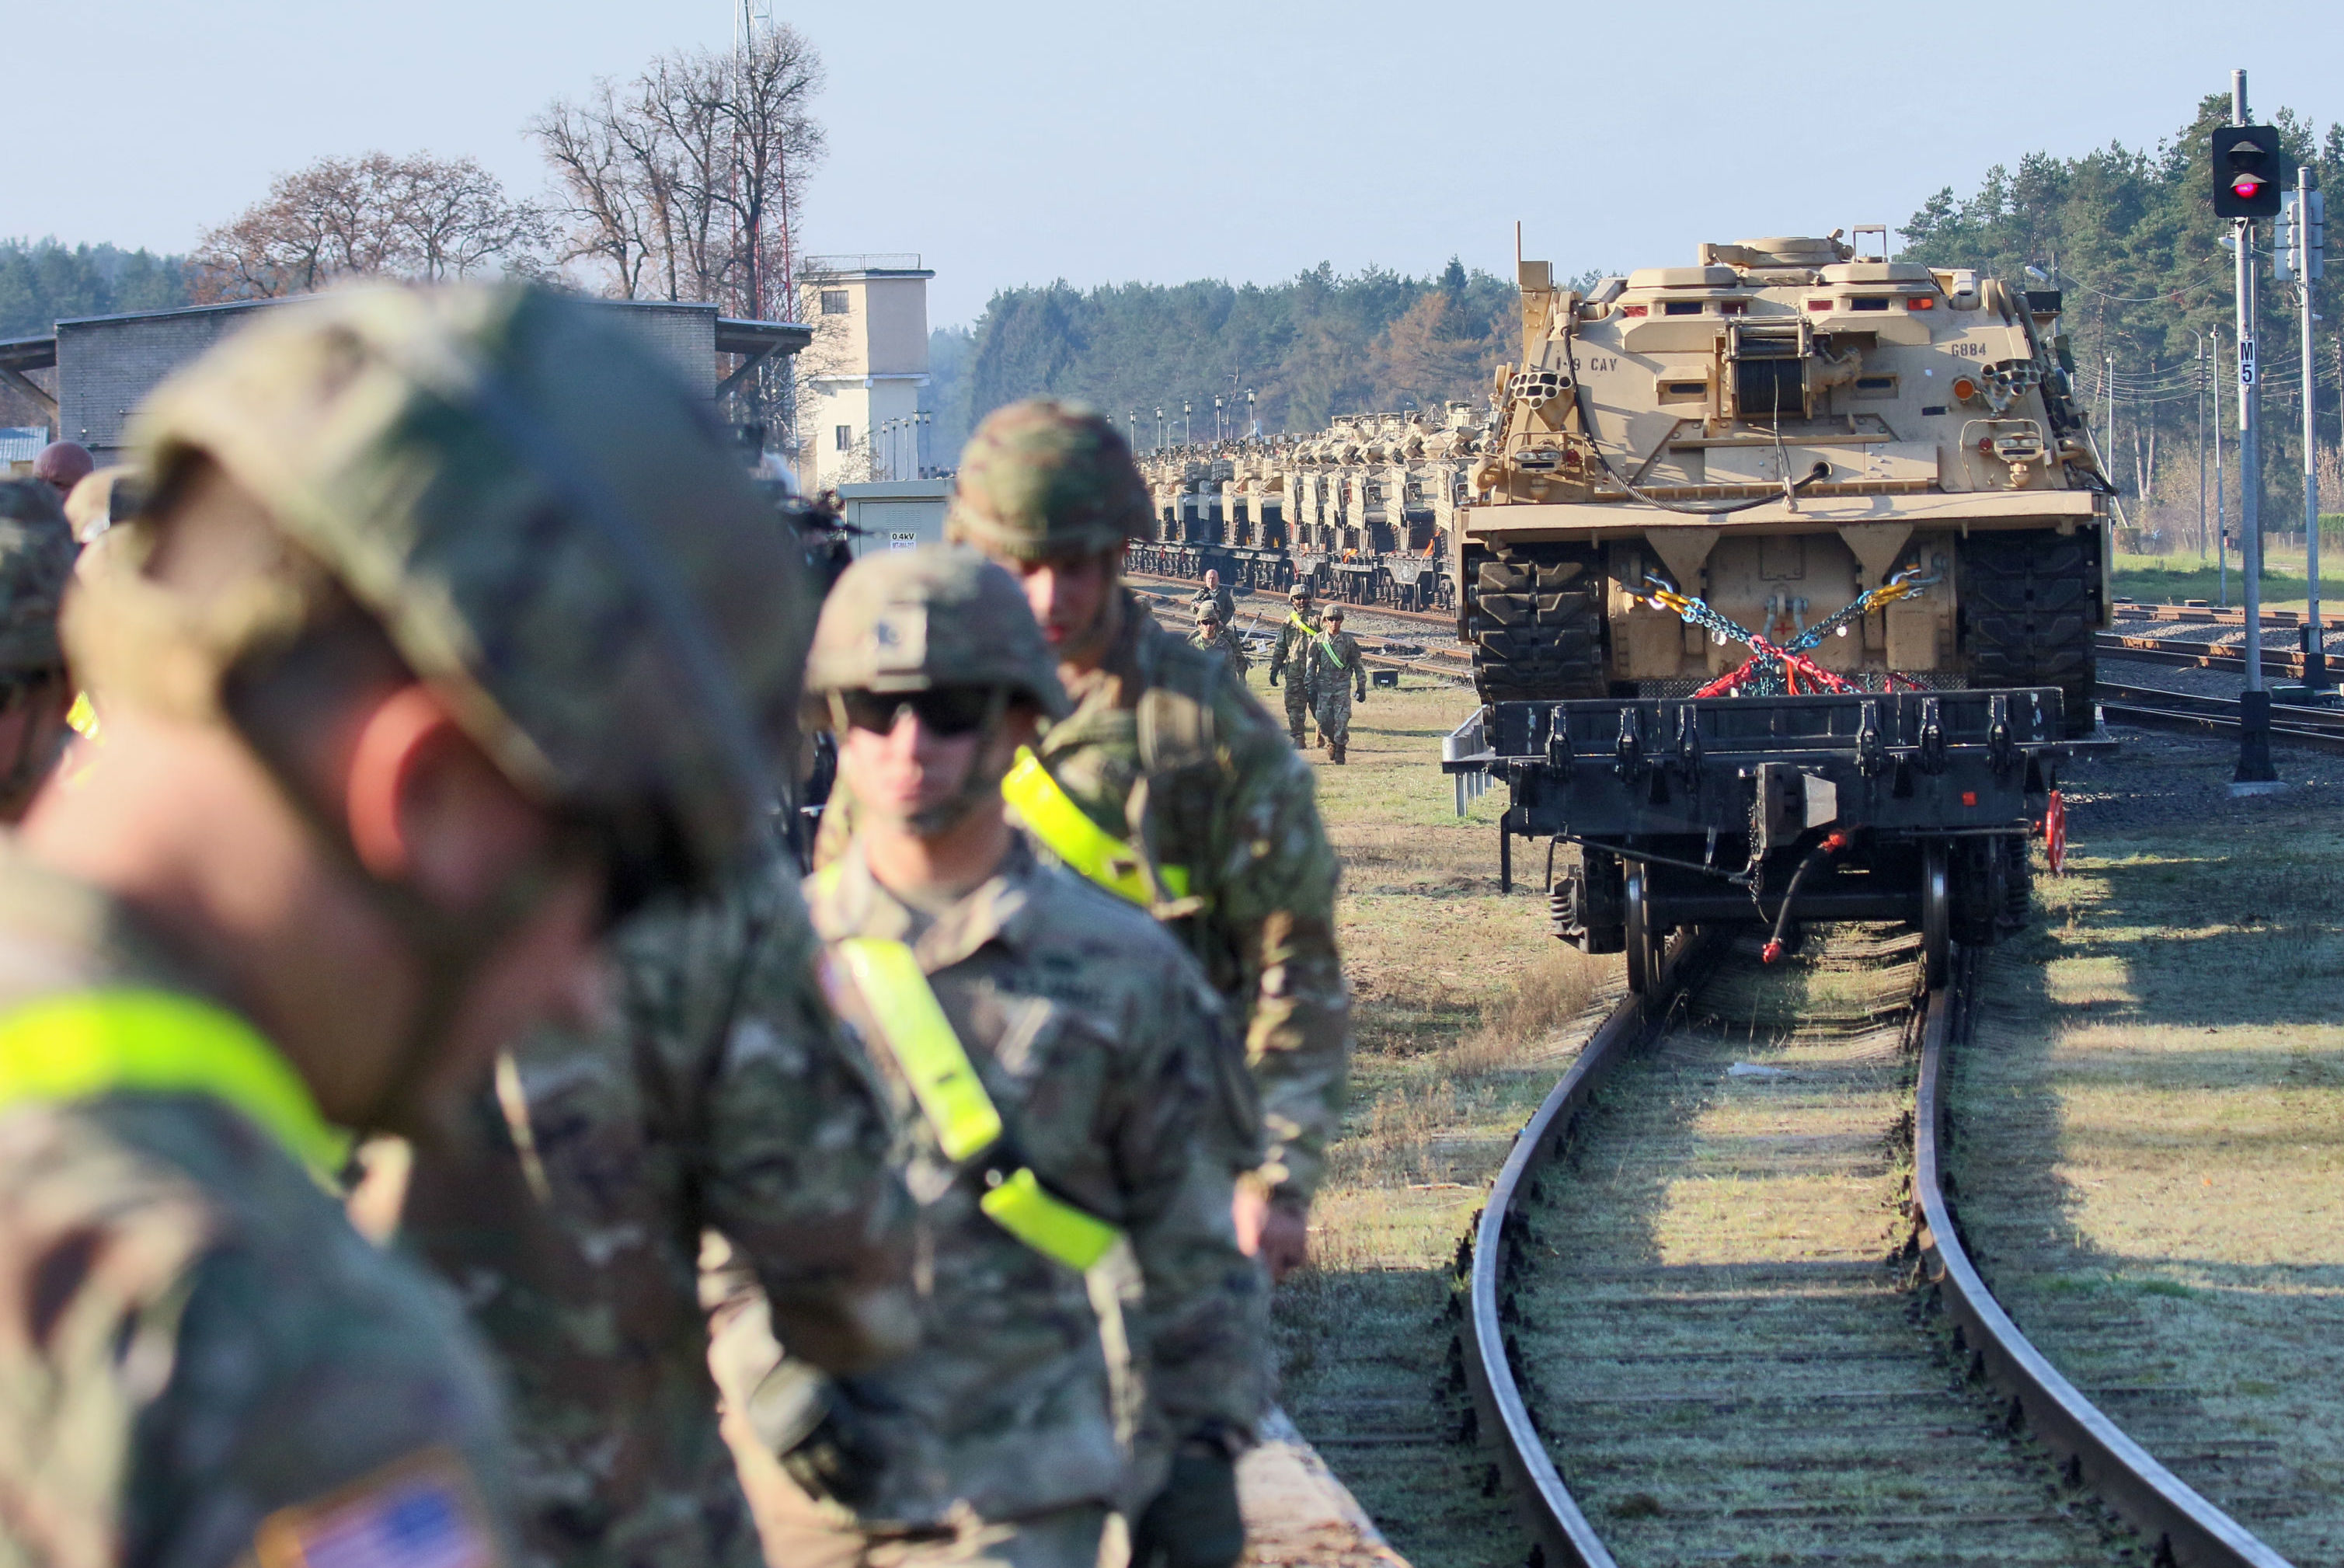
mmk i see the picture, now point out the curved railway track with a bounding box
[1458,926,2293,1568]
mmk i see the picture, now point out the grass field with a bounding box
[2113,545,2344,615]
[1949,737,2344,1563]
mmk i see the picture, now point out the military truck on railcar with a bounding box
[1454,231,2112,723]
[1441,232,2112,992]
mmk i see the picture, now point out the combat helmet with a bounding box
[806,545,1069,718]
[71,283,815,902]
[944,399,1151,563]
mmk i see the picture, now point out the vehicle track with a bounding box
[1458,927,2293,1568]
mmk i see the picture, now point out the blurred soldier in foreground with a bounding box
[0,285,809,1568]
[30,437,93,504]
[744,546,1264,1568]
[0,481,77,817]
[1187,602,1247,681]
[1266,582,1318,750]
[395,493,915,1566]
[1305,606,1367,765]
[946,401,1347,1281]
[1188,566,1235,630]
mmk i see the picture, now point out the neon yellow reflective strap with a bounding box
[978,1169,1121,1273]
[832,938,1003,1162]
[0,990,349,1176]
[1000,747,1189,904]
[828,934,1126,1271]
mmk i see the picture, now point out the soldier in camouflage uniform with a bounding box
[1187,568,1235,631]
[1266,582,1318,748]
[0,285,812,1568]
[945,401,1349,1282]
[1187,602,1248,681]
[396,859,915,1568]
[1305,606,1367,765]
[743,546,1265,1568]
[0,481,78,819]
[392,468,912,1568]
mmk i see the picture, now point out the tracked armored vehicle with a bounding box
[1455,231,2112,720]
[1131,404,1492,610]
[1443,232,2112,991]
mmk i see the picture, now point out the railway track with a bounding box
[2092,681,2344,754]
[1458,926,2292,1568]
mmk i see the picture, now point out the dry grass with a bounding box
[1949,736,2344,1565]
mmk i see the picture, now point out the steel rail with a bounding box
[1913,952,2293,1568]
[1455,931,1713,1568]
[2094,687,2344,754]
[1460,936,2296,1568]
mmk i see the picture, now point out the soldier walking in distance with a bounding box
[1267,582,1319,747]
[0,480,78,817]
[1189,602,1248,681]
[740,546,1266,1568]
[1188,566,1235,629]
[0,285,812,1568]
[1306,606,1367,765]
[942,400,1350,1282]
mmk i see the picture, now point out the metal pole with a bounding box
[2232,68,2280,787]
[2217,323,2227,607]
[2196,333,2208,562]
[2301,164,2325,691]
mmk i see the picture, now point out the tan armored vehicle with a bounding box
[1132,404,1493,610]
[1453,230,2113,730]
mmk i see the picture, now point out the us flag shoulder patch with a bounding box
[253,1450,500,1568]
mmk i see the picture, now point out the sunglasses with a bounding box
[835,686,1002,738]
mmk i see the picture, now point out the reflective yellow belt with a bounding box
[1286,612,1343,666]
[1000,747,1189,905]
[0,989,349,1176]
[831,936,1124,1273]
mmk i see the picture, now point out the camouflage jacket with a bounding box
[0,852,515,1568]
[1187,622,1249,674]
[1039,590,1349,1208]
[399,860,915,1568]
[801,838,1269,1528]
[1307,630,1365,697]
[1267,611,1318,682]
[1187,584,1236,627]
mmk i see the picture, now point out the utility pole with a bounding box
[2216,323,2227,606]
[2277,164,2328,691]
[2196,331,2208,562]
[2227,68,2280,788]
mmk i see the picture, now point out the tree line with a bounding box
[1899,92,2344,550]
[929,259,1538,456]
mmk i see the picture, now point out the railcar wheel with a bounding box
[1624,863,1666,995]
[1921,841,1951,990]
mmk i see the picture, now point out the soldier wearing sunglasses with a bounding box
[726,545,1266,1568]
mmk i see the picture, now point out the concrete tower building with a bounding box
[798,254,934,492]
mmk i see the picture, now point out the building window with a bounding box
[820,290,850,315]
[835,425,853,451]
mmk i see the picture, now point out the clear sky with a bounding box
[16,1,2344,327]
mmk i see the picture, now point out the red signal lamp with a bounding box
[2232,172,2267,201]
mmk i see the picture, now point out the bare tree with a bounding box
[193,152,544,301]
[531,26,826,446]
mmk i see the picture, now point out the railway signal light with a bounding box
[2276,187,2326,281]
[2211,125,2283,218]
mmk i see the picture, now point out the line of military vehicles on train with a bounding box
[1136,231,2117,988]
